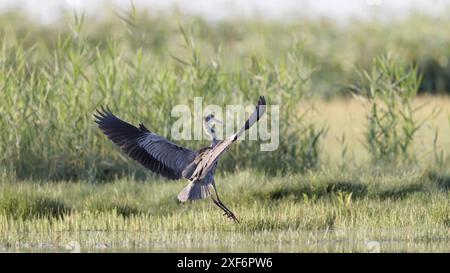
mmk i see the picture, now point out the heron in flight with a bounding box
[94,96,266,222]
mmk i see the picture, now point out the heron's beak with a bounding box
[212,117,222,124]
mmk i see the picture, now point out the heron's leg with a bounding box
[209,187,228,214]
[213,199,232,218]
[213,197,238,222]
[209,184,232,215]
[207,182,233,217]
[209,184,239,222]
[212,199,229,216]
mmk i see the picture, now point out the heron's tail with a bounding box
[178,182,211,202]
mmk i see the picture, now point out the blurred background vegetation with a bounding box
[1,6,450,180]
[2,8,450,96]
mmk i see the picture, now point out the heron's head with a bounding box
[204,114,222,126]
[203,114,222,138]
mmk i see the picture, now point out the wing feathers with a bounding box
[235,96,266,140]
[94,106,195,180]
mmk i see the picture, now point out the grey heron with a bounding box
[94,96,266,222]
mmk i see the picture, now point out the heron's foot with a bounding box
[213,199,239,223]
[223,211,239,223]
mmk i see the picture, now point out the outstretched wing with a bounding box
[94,106,196,180]
[188,96,267,181]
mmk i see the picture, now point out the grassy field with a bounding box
[1,167,449,252]
[1,98,450,252]
[1,8,450,252]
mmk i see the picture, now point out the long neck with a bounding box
[204,123,219,147]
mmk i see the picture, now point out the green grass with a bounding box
[1,169,449,252]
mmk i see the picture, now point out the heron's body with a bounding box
[178,161,218,202]
[94,96,266,222]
